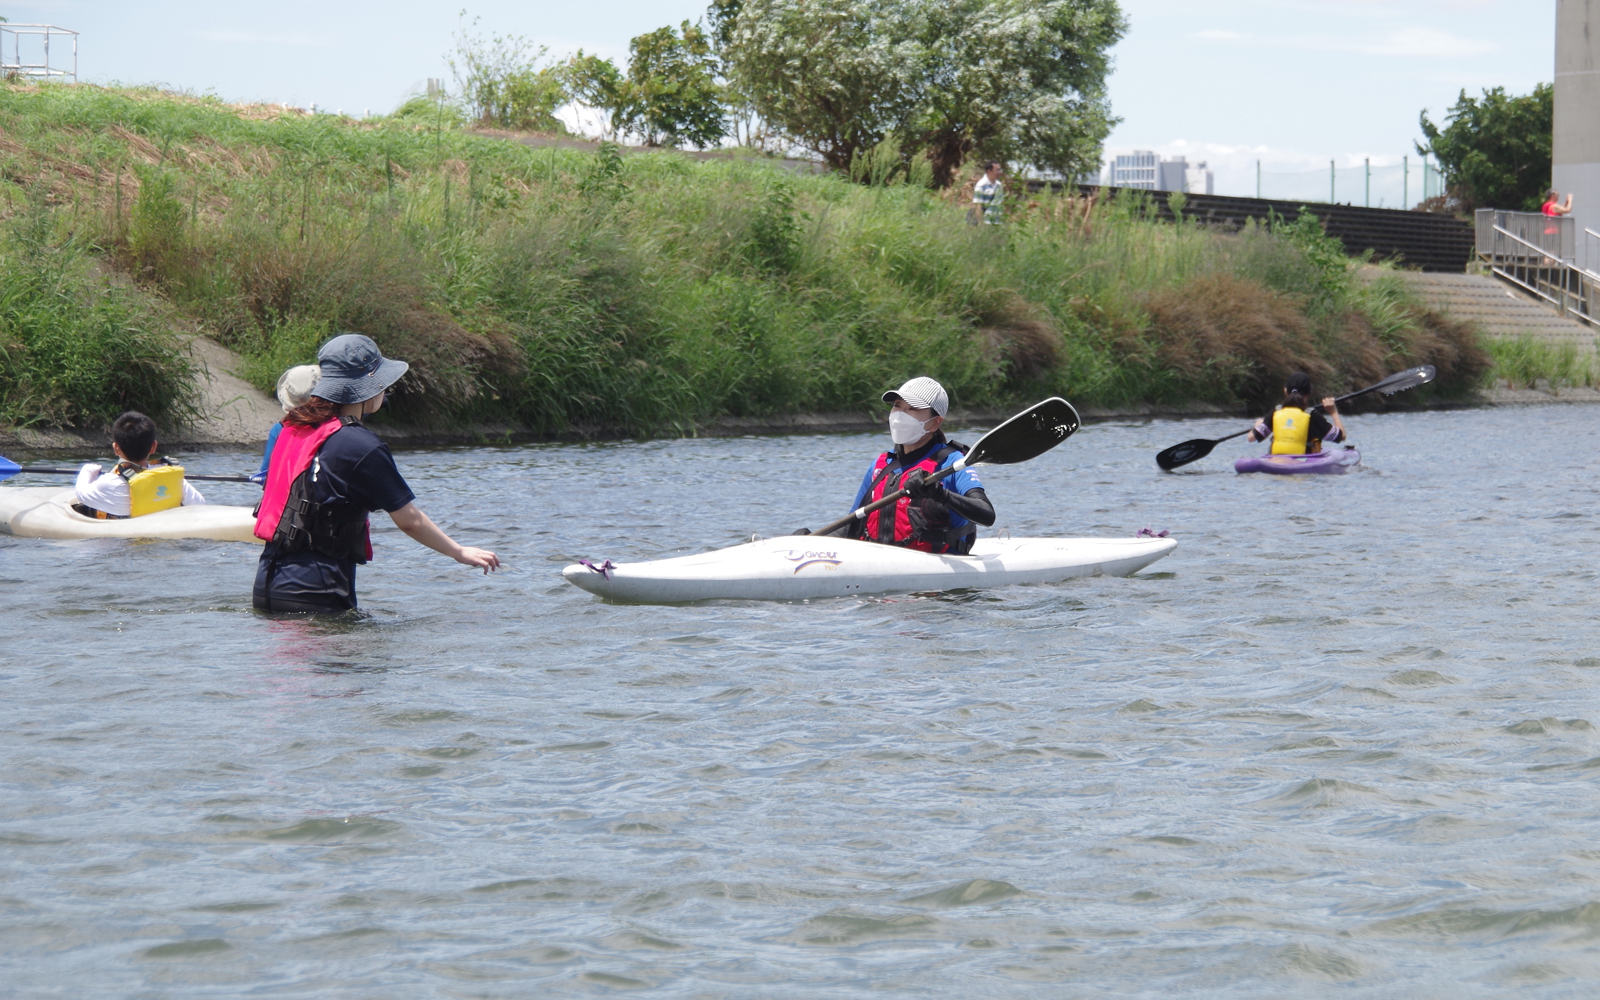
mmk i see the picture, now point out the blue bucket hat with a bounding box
[314,333,409,404]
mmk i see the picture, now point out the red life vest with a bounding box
[253,416,373,562]
[860,442,970,554]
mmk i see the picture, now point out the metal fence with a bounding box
[1255,157,1442,210]
[0,24,77,82]
[1480,214,1598,328]
[1477,209,1575,264]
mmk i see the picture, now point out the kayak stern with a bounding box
[1234,448,1360,475]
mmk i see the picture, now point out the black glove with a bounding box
[904,471,946,502]
[790,527,812,535]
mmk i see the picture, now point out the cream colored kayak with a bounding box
[0,486,260,543]
[563,534,1177,603]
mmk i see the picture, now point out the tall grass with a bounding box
[0,204,196,428]
[1483,336,1594,390]
[0,83,1493,433]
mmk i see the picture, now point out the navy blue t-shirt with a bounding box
[252,421,415,612]
[306,423,415,514]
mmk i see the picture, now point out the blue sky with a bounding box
[1,0,1554,203]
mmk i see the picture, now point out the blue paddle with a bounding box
[0,456,257,484]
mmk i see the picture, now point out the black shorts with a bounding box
[253,542,359,613]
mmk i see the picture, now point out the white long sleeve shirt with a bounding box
[75,463,206,517]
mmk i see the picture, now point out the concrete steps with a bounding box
[1391,271,1597,348]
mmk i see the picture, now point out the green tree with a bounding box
[563,51,625,139]
[722,0,1124,186]
[1417,84,1553,212]
[449,15,569,132]
[613,21,727,149]
[704,0,772,149]
[562,27,726,148]
[706,0,742,51]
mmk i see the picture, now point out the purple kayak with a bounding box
[1234,448,1361,475]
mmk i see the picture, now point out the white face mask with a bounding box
[889,409,933,445]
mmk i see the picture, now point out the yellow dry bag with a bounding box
[1269,407,1312,455]
[127,464,185,517]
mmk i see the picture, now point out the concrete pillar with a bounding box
[1554,0,1600,244]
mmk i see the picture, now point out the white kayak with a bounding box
[563,534,1178,603]
[0,486,261,543]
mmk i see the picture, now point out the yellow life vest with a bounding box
[1270,407,1312,455]
[121,464,185,517]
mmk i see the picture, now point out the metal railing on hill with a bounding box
[1477,209,1598,328]
[0,25,77,82]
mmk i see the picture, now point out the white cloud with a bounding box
[191,29,331,48]
[1362,27,1496,57]
[1186,25,1496,58]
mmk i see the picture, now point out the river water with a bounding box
[2,405,1598,998]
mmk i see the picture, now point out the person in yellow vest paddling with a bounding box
[1246,372,1346,454]
[72,411,205,519]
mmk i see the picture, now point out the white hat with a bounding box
[882,376,949,416]
[276,364,322,412]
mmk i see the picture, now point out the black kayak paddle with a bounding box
[1155,365,1437,472]
[799,396,1081,537]
[0,456,258,484]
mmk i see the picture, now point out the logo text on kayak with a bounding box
[780,549,842,573]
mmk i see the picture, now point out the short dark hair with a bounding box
[985,161,1002,171]
[112,411,158,459]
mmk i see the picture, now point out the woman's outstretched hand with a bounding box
[456,546,499,573]
[390,502,500,573]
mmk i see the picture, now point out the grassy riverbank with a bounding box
[0,84,1507,433]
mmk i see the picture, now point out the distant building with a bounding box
[1111,151,1158,189]
[1108,151,1213,194]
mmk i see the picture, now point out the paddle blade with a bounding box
[965,397,1080,466]
[1372,364,1436,395]
[0,456,18,482]
[1155,438,1218,471]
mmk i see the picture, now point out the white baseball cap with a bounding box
[276,364,322,412]
[882,376,949,416]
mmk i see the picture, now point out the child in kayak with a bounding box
[796,376,994,553]
[73,411,206,519]
[1247,372,1346,454]
[250,364,321,485]
[251,333,498,613]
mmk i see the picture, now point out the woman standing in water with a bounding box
[252,333,498,613]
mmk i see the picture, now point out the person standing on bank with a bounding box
[971,161,1005,225]
[252,333,498,613]
[1543,188,1574,217]
[797,377,995,553]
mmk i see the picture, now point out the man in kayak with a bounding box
[1247,372,1346,454]
[252,333,498,613]
[799,376,994,553]
[73,411,206,519]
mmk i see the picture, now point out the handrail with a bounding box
[1488,223,1597,328]
[1584,228,1600,281]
